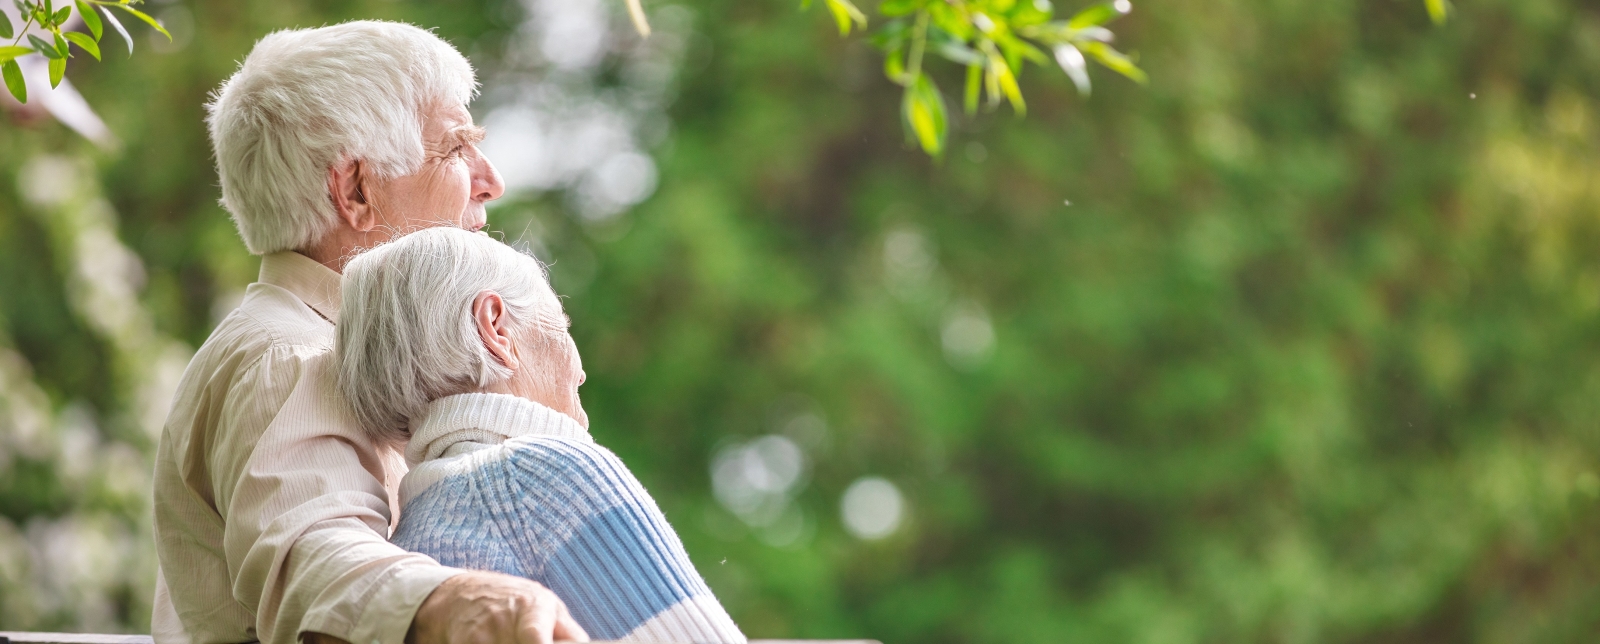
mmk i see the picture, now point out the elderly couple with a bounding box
[151,21,742,644]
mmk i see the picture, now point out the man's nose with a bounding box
[472,152,506,203]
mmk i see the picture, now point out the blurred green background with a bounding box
[6,0,1600,641]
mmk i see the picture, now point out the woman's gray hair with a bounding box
[337,227,564,443]
[207,21,477,255]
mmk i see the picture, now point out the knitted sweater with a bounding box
[391,393,745,643]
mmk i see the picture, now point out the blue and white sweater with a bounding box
[392,393,745,643]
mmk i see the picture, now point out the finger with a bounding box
[552,601,589,643]
[514,591,559,644]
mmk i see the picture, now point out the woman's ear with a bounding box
[473,290,520,370]
[328,158,379,233]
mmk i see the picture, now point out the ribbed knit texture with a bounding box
[392,393,746,643]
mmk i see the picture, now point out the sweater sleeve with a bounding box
[491,438,747,644]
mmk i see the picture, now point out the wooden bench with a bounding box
[0,634,877,644]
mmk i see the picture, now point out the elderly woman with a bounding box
[335,227,745,643]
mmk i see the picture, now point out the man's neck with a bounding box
[297,229,386,274]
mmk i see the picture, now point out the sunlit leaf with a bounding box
[50,5,67,26]
[1067,0,1131,29]
[884,45,907,83]
[1425,0,1449,24]
[824,0,867,36]
[932,40,983,66]
[100,5,132,54]
[1012,0,1055,28]
[0,10,13,39]
[28,33,62,59]
[996,61,1024,114]
[1001,36,1050,65]
[2,59,25,103]
[879,0,919,17]
[65,31,98,60]
[47,54,63,87]
[1081,41,1146,84]
[0,46,30,62]
[928,3,974,40]
[1054,44,1090,95]
[115,3,170,41]
[981,41,1024,114]
[1073,26,1114,43]
[902,72,947,155]
[76,0,101,40]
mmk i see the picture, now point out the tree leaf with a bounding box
[0,10,13,39]
[0,46,31,62]
[50,5,67,25]
[115,3,170,41]
[1073,26,1114,43]
[48,54,63,88]
[996,61,1025,114]
[76,0,100,40]
[933,40,983,66]
[883,45,907,83]
[65,31,98,60]
[1067,0,1131,29]
[2,59,23,103]
[1082,41,1147,84]
[1425,0,1450,24]
[28,34,62,59]
[983,44,1025,114]
[879,0,919,17]
[902,72,947,155]
[1054,44,1090,96]
[100,5,132,55]
[824,0,867,36]
[928,28,983,65]
[53,30,68,57]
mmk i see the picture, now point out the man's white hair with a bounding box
[337,228,566,443]
[207,21,477,255]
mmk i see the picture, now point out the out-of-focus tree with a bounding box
[6,0,1600,642]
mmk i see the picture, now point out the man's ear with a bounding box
[328,158,379,233]
[473,290,519,370]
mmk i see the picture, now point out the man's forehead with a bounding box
[423,103,476,136]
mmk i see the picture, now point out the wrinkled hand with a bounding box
[407,571,589,644]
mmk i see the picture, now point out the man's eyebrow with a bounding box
[448,125,487,145]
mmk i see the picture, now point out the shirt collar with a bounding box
[258,251,342,324]
[406,392,592,467]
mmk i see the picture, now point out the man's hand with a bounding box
[407,571,589,644]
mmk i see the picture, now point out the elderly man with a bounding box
[152,21,587,644]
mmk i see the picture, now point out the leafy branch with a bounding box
[0,0,170,104]
[801,0,1148,157]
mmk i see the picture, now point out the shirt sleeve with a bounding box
[216,348,461,644]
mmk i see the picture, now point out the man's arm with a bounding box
[214,350,452,644]
[214,351,584,644]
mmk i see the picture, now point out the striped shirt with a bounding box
[393,393,746,643]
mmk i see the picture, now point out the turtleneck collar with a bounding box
[405,392,591,468]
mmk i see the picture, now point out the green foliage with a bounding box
[2,0,167,102]
[839,0,1146,155]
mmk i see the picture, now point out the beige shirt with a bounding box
[152,251,460,644]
